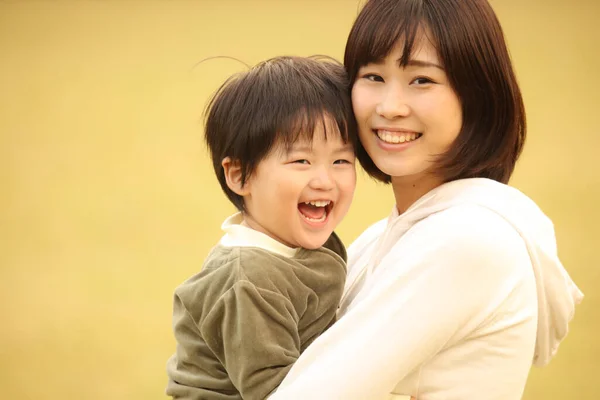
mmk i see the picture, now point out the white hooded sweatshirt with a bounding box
[271,178,583,400]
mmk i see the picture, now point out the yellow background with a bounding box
[1,0,598,398]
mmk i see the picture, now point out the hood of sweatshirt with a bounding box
[384,178,583,367]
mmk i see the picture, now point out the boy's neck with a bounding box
[240,213,298,249]
[220,213,299,258]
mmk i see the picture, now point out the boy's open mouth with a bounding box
[298,200,333,223]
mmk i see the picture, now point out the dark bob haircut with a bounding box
[344,0,526,184]
[204,56,358,211]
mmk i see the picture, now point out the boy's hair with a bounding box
[344,0,526,184]
[204,56,358,211]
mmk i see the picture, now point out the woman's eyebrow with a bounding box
[400,58,444,70]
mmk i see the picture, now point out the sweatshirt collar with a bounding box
[219,213,298,258]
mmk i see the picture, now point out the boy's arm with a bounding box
[201,280,301,400]
[166,295,214,400]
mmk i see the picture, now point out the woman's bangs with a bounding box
[345,0,424,78]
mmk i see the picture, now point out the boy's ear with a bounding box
[222,157,250,196]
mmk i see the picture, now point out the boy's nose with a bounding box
[309,167,335,191]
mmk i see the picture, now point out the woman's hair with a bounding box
[204,56,358,211]
[344,0,526,184]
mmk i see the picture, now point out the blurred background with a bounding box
[0,0,598,398]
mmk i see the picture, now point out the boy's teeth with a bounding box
[302,212,327,223]
[305,200,331,207]
[377,130,420,144]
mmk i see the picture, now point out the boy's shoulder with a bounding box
[175,241,346,307]
[320,231,347,263]
[177,244,274,285]
[199,240,346,280]
[172,245,279,314]
[174,244,294,299]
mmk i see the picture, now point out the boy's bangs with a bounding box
[276,109,350,153]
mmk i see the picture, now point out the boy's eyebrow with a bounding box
[288,144,312,153]
[288,143,354,154]
[334,143,355,153]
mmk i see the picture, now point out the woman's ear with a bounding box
[222,157,250,196]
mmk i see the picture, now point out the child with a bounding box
[166,56,358,400]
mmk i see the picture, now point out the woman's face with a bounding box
[351,33,462,181]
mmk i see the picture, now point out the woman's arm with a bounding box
[270,206,531,399]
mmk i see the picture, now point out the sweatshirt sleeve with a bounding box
[166,294,214,400]
[270,205,532,399]
[201,280,301,400]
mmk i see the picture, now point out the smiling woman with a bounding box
[351,33,463,208]
[269,0,583,399]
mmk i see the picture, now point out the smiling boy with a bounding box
[166,56,358,400]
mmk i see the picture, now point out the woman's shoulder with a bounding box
[347,217,388,258]
[407,204,531,274]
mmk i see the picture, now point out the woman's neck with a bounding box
[391,173,443,215]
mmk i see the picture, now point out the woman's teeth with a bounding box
[376,130,420,144]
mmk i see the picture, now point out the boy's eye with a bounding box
[293,159,310,164]
[334,159,353,165]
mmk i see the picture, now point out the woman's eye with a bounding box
[363,73,384,83]
[412,76,434,85]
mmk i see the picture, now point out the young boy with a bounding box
[166,56,358,400]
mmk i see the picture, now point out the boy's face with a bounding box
[241,121,356,250]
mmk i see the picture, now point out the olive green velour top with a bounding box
[166,214,347,400]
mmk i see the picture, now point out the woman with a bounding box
[269,0,583,399]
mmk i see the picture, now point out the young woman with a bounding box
[269,0,583,399]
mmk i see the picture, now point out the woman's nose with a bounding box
[375,85,411,119]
